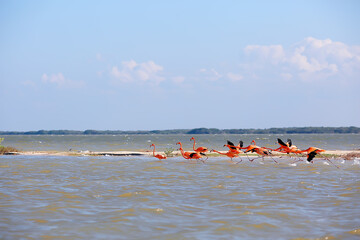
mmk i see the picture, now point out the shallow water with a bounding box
[2,134,360,152]
[1,155,359,239]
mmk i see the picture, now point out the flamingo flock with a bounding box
[150,137,339,168]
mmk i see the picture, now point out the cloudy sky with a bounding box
[1,0,359,131]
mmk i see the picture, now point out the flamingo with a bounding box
[274,138,302,154]
[294,147,339,168]
[190,137,208,154]
[177,142,206,163]
[242,140,277,163]
[273,138,303,162]
[300,147,326,162]
[176,142,191,159]
[224,140,243,154]
[211,149,241,163]
[273,138,291,153]
[150,144,167,160]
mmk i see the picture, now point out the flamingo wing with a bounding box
[277,138,287,147]
[287,139,292,147]
[227,140,235,146]
[196,147,208,152]
[307,151,317,162]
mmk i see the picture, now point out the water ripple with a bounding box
[0,155,359,239]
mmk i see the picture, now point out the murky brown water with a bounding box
[1,155,359,239]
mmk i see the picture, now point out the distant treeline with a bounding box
[1,127,359,135]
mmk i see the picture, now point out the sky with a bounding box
[1,0,360,131]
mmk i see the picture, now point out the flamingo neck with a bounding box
[213,149,225,155]
[152,146,156,156]
[192,139,196,150]
[179,148,185,156]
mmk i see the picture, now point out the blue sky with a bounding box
[1,0,359,131]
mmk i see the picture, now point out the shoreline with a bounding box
[3,149,360,158]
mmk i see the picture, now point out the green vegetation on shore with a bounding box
[0,127,359,135]
[0,137,19,155]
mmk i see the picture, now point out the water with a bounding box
[2,134,360,152]
[1,135,360,239]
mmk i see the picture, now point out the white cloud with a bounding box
[22,80,36,87]
[110,60,164,84]
[280,73,293,81]
[199,68,222,81]
[243,37,360,82]
[41,73,84,88]
[172,76,185,84]
[227,72,243,82]
[96,53,103,61]
[244,44,285,64]
[42,73,64,84]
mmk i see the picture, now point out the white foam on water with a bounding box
[352,159,360,165]
[323,162,330,166]
[289,163,297,167]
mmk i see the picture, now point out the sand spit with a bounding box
[3,150,360,159]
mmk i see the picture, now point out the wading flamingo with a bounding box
[176,142,191,159]
[190,137,208,154]
[177,142,206,163]
[150,144,167,160]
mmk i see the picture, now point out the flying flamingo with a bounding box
[149,144,167,160]
[190,137,208,154]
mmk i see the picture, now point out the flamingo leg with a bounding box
[198,158,206,164]
[235,157,243,164]
[245,153,254,162]
[318,153,340,169]
[200,153,208,163]
[248,156,263,162]
[291,159,304,164]
[269,155,278,163]
[291,154,302,162]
